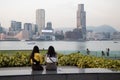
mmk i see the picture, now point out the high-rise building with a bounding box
[10,21,22,32]
[0,24,3,33]
[46,22,52,30]
[36,9,45,35]
[32,24,38,35]
[24,23,33,39]
[9,21,22,36]
[77,4,86,40]
[24,23,32,32]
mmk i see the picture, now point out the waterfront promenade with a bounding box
[0,66,120,80]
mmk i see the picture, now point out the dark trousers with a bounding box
[32,64,43,71]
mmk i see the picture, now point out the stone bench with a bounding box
[0,66,120,80]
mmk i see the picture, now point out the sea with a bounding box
[0,40,120,58]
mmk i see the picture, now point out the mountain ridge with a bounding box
[87,25,117,33]
[54,25,117,33]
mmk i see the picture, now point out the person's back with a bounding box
[45,46,57,71]
[87,48,90,55]
[101,51,105,56]
[45,55,57,70]
[30,53,43,64]
[30,46,43,71]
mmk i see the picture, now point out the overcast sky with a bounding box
[0,0,120,30]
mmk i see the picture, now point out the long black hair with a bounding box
[46,46,57,57]
[30,46,39,60]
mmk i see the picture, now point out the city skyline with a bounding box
[0,0,120,31]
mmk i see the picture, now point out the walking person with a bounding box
[45,46,58,71]
[106,48,110,56]
[30,46,43,71]
[101,51,105,57]
[86,48,90,55]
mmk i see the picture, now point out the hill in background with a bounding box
[55,25,117,33]
[87,25,117,33]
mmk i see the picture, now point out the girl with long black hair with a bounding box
[30,46,43,70]
[45,46,57,70]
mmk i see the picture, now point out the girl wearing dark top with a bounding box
[30,46,43,71]
[45,46,57,70]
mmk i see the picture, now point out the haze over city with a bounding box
[0,0,120,31]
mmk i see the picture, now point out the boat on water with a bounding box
[27,42,36,45]
[21,40,26,41]
[113,41,118,43]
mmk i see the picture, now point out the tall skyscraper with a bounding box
[77,4,86,40]
[36,9,45,35]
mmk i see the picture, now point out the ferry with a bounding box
[27,42,36,45]
[21,40,26,41]
[113,41,118,43]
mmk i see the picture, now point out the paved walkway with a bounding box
[0,66,119,76]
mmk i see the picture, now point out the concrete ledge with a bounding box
[0,67,120,80]
[0,73,120,80]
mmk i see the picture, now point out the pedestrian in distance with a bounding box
[106,48,110,56]
[101,51,105,57]
[86,48,90,55]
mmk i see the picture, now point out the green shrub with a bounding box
[0,52,120,71]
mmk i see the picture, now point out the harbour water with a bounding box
[0,40,120,51]
[0,41,120,58]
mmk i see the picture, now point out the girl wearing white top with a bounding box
[45,46,57,70]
